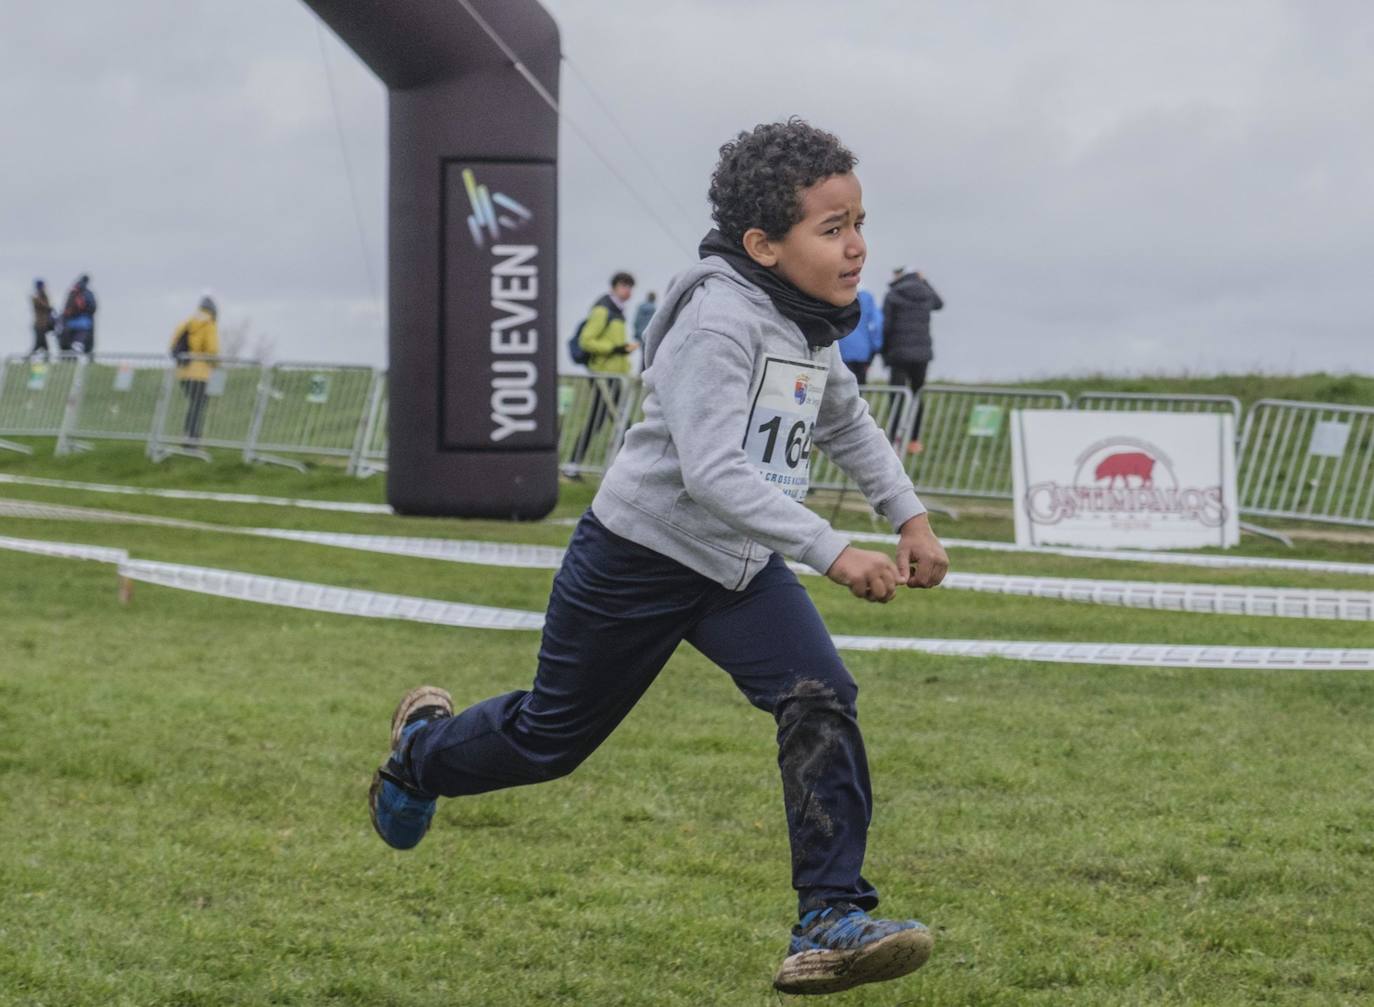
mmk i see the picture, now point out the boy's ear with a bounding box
[741,228,779,267]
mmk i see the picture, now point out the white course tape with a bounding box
[249,528,568,569]
[0,473,393,514]
[120,559,544,631]
[4,533,1371,670]
[938,572,1374,621]
[846,530,1374,579]
[5,497,1372,622]
[0,498,569,569]
[10,480,1366,577]
[114,560,1374,671]
[829,636,1374,671]
[0,535,128,565]
[0,498,211,529]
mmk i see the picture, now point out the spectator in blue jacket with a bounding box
[837,286,882,384]
[633,290,657,343]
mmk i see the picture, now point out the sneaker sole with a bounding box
[389,685,453,749]
[773,926,933,995]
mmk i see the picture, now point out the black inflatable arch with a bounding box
[304,0,560,519]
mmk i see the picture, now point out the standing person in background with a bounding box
[29,279,55,356]
[170,294,219,443]
[633,290,658,345]
[59,274,97,354]
[881,267,942,453]
[838,285,882,385]
[567,271,639,472]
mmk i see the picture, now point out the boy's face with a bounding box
[744,172,866,306]
[612,280,634,300]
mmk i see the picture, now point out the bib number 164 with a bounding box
[756,416,814,468]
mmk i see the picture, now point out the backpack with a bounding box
[170,324,191,360]
[567,318,590,366]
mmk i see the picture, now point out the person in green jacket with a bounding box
[569,272,639,470]
[577,271,638,374]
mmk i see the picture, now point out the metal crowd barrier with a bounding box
[148,356,266,462]
[904,384,1072,499]
[0,354,84,454]
[56,353,171,456]
[558,373,633,476]
[351,369,389,477]
[243,362,377,472]
[1238,399,1374,529]
[1075,390,1243,433]
[810,385,914,492]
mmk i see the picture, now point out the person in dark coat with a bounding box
[30,279,55,356]
[58,274,97,354]
[881,267,942,452]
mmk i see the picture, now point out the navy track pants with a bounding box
[406,510,878,912]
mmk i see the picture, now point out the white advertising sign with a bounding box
[1012,410,1239,550]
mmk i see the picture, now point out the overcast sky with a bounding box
[4,0,1371,380]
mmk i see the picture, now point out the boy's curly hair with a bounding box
[708,118,857,244]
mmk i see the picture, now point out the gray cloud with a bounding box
[3,0,1370,379]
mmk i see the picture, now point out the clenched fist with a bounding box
[896,513,949,588]
[826,547,900,604]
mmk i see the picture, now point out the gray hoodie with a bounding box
[592,257,926,590]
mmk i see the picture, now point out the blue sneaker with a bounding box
[368,686,453,851]
[773,902,933,995]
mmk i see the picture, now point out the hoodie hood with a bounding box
[638,256,770,369]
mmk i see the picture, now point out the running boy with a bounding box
[370,118,950,996]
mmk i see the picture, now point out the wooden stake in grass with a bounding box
[117,575,134,606]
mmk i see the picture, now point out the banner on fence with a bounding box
[1012,410,1239,549]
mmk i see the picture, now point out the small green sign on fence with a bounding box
[306,374,330,404]
[967,403,1003,438]
[557,384,574,417]
[27,364,47,391]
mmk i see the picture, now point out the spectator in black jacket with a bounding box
[30,279,55,356]
[881,267,943,453]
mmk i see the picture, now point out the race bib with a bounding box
[742,355,828,501]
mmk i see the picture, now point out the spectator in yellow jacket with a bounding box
[576,271,638,375]
[170,295,220,441]
[569,272,638,471]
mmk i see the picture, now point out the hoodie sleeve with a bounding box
[813,348,926,531]
[652,325,852,575]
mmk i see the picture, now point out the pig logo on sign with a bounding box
[1094,451,1155,488]
[1024,435,1226,528]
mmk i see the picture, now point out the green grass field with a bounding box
[2,433,1373,1005]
